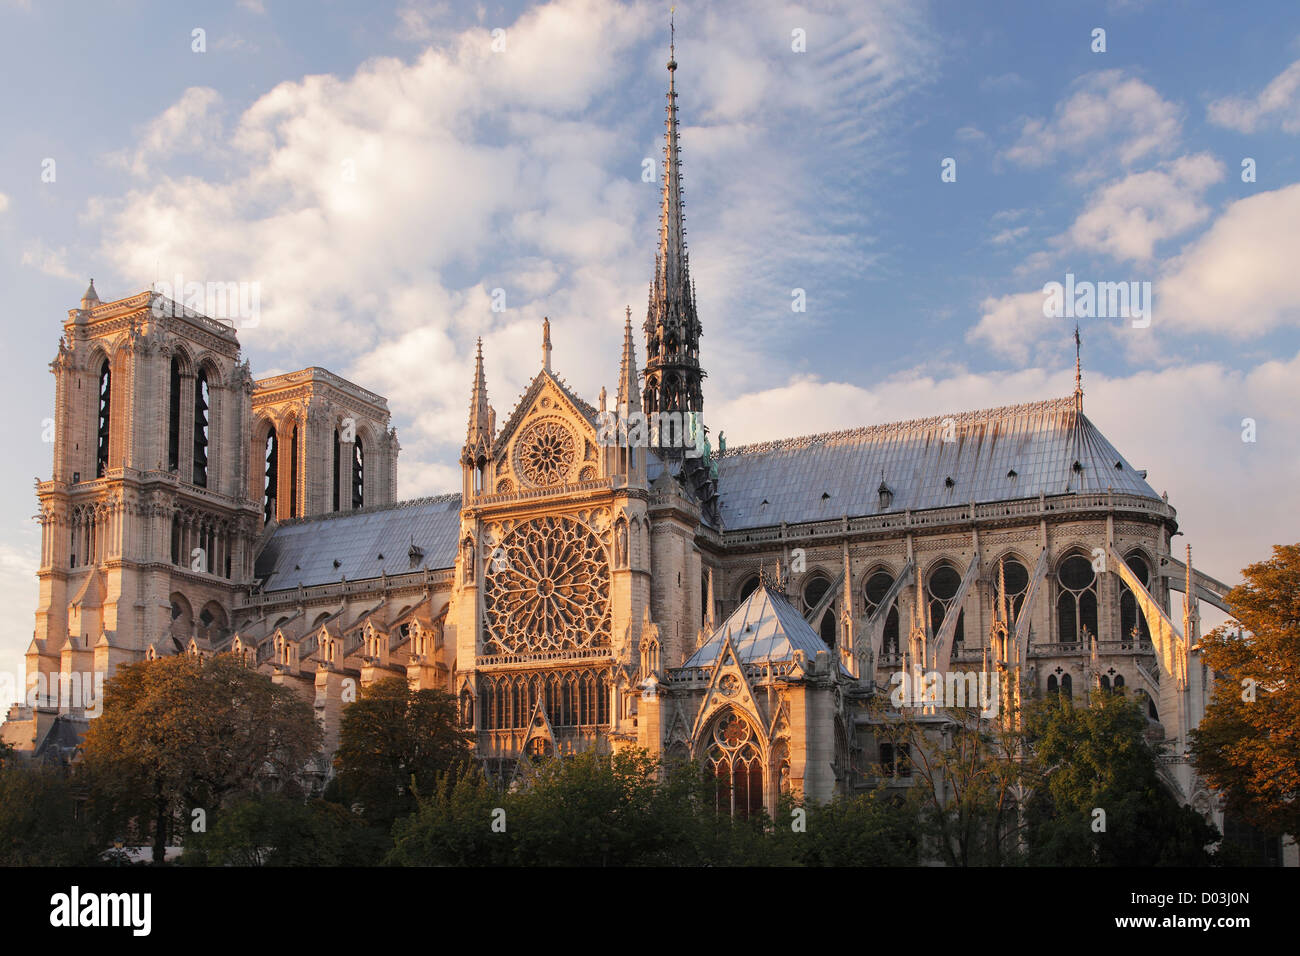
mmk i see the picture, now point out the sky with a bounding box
[1,0,1298,706]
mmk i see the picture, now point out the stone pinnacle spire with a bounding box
[617,305,641,414]
[642,14,705,435]
[462,338,492,466]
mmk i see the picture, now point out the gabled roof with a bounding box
[256,494,461,592]
[492,368,598,457]
[684,584,831,668]
[715,396,1159,530]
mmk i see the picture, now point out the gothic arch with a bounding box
[699,707,768,818]
[169,592,194,642]
[1054,547,1100,644]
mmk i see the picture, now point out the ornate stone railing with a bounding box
[475,647,613,669]
[473,477,614,509]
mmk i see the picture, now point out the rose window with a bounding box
[483,514,611,653]
[516,420,575,487]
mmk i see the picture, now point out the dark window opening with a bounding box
[95,360,111,478]
[263,429,278,523]
[167,357,181,472]
[192,368,209,487]
[352,437,364,510]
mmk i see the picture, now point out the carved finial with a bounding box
[542,316,552,372]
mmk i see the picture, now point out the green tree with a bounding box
[332,677,470,830]
[183,793,388,866]
[1024,692,1217,866]
[796,789,919,866]
[0,760,97,865]
[1192,543,1300,840]
[80,654,321,864]
[390,762,515,866]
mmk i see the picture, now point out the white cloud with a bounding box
[1003,71,1181,176]
[1067,153,1225,263]
[1157,182,1300,335]
[108,86,225,177]
[1208,60,1300,133]
[20,240,78,280]
[989,225,1028,245]
[967,291,1056,363]
[0,192,8,213]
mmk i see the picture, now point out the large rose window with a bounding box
[516,420,575,487]
[483,514,611,653]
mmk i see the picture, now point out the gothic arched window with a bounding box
[192,368,210,487]
[168,356,182,472]
[1060,672,1073,699]
[263,428,278,523]
[1056,553,1098,644]
[707,711,764,818]
[739,575,759,601]
[1119,552,1153,644]
[865,570,900,657]
[352,435,365,509]
[999,557,1030,624]
[95,358,111,478]
[803,574,837,648]
[289,425,300,518]
[927,563,965,646]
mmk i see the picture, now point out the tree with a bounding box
[1192,543,1300,840]
[80,654,321,864]
[1024,692,1217,866]
[333,677,470,830]
[796,789,919,866]
[182,794,388,866]
[870,697,1027,866]
[0,760,97,865]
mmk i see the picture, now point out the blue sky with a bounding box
[2,0,1299,699]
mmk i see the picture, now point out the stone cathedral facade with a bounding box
[2,45,1244,839]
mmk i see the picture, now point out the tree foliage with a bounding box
[1024,692,1217,866]
[1192,543,1300,839]
[182,793,388,866]
[332,677,471,829]
[0,760,97,865]
[80,654,321,864]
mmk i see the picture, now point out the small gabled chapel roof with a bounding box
[684,584,831,668]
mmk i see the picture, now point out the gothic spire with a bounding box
[463,338,491,465]
[657,19,688,310]
[617,306,641,414]
[642,15,706,433]
[542,316,552,373]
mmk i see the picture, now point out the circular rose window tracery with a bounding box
[483,514,611,653]
[516,420,576,487]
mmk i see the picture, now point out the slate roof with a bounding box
[256,493,462,592]
[684,585,832,668]
[714,396,1158,530]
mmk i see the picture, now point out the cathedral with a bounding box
[2,41,1240,833]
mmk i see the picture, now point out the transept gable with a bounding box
[492,370,600,490]
[690,630,764,745]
